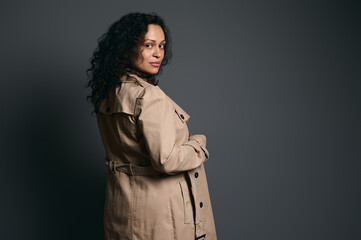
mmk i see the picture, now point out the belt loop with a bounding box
[112,161,118,175]
[106,160,117,175]
[111,161,114,172]
[105,158,119,175]
[129,164,135,176]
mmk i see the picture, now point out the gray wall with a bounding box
[1,0,360,239]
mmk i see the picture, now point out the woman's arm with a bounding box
[135,86,209,175]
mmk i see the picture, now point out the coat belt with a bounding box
[105,158,163,176]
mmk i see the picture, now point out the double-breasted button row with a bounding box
[195,172,203,208]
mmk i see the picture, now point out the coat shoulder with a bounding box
[98,74,156,116]
[136,84,191,123]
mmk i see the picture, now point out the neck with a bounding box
[125,66,158,85]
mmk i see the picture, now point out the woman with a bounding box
[87,12,217,240]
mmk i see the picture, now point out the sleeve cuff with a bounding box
[189,134,206,147]
[188,134,210,161]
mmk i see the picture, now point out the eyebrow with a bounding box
[144,39,166,43]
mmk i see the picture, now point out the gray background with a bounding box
[1,0,360,239]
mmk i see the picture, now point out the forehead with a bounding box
[144,24,165,41]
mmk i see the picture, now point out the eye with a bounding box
[159,43,165,49]
[145,43,153,48]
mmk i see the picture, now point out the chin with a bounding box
[147,69,159,74]
[135,66,160,75]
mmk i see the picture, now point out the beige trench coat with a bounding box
[96,73,217,240]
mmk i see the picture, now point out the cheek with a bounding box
[131,52,142,65]
[135,49,146,63]
[142,51,153,60]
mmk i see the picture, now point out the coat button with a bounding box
[194,172,199,178]
[180,114,184,119]
[200,202,203,208]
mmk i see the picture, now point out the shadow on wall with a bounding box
[2,69,105,240]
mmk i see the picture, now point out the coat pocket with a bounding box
[179,180,193,224]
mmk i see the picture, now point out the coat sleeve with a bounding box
[135,85,209,175]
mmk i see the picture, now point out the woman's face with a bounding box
[132,24,165,74]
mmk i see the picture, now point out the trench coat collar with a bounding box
[121,72,154,88]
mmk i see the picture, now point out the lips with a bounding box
[150,62,161,67]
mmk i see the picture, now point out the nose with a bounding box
[153,47,161,58]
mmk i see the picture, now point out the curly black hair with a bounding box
[86,12,172,113]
